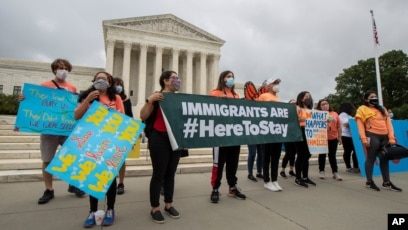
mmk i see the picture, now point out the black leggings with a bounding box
[318,139,339,173]
[282,142,296,168]
[295,127,311,179]
[89,179,117,212]
[149,130,181,208]
[211,145,241,189]
[342,136,358,169]
[263,142,282,182]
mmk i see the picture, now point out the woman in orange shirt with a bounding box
[257,78,283,192]
[316,99,342,181]
[75,71,124,227]
[209,70,246,203]
[294,91,316,188]
[355,91,401,192]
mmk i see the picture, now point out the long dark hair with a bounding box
[363,90,385,116]
[113,77,127,100]
[296,91,313,109]
[338,102,355,116]
[215,70,238,97]
[78,71,116,103]
[159,70,177,92]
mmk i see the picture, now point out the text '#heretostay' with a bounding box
[183,119,288,138]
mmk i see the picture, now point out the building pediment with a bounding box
[103,14,225,44]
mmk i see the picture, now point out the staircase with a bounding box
[0,115,341,183]
[0,115,250,183]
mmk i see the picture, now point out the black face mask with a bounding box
[369,98,379,105]
[303,98,312,106]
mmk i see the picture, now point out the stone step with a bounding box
[0,147,235,160]
[0,150,41,159]
[0,135,41,143]
[0,157,335,183]
[0,142,40,150]
[0,153,250,171]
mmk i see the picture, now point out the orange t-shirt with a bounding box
[257,92,280,102]
[209,89,239,98]
[327,111,341,140]
[355,106,395,144]
[98,94,124,113]
[76,94,124,114]
[41,80,77,94]
[297,107,311,127]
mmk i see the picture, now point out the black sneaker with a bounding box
[228,187,246,200]
[68,185,85,197]
[366,181,380,191]
[151,210,165,224]
[256,173,263,179]
[248,174,258,182]
[289,171,296,177]
[164,206,180,219]
[210,189,220,203]
[294,179,308,188]
[117,183,125,195]
[303,178,316,186]
[68,184,75,193]
[382,182,402,192]
[280,171,288,178]
[38,189,54,204]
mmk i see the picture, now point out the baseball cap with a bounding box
[264,78,281,85]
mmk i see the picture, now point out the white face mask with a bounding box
[272,85,280,93]
[56,69,68,80]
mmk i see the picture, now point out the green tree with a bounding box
[327,50,408,118]
[0,94,19,115]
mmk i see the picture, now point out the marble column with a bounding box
[171,48,179,73]
[137,43,148,105]
[105,39,116,74]
[154,46,163,91]
[185,50,194,94]
[122,42,132,95]
[199,53,207,95]
[211,54,221,91]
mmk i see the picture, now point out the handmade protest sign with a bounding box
[46,101,144,199]
[158,93,303,150]
[14,83,78,136]
[305,110,329,154]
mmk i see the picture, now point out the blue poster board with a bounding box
[349,119,408,177]
[46,101,145,199]
[14,83,78,136]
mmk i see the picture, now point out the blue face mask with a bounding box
[115,85,123,94]
[225,77,235,88]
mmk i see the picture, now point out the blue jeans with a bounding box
[247,144,263,175]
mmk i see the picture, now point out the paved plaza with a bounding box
[1,164,407,230]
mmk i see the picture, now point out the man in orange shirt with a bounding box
[20,59,85,204]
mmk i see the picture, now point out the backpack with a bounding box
[143,102,159,138]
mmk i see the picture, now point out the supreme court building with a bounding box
[0,14,247,114]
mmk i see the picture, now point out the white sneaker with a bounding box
[272,181,283,191]
[333,172,343,181]
[264,182,279,192]
[319,171,325,179]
